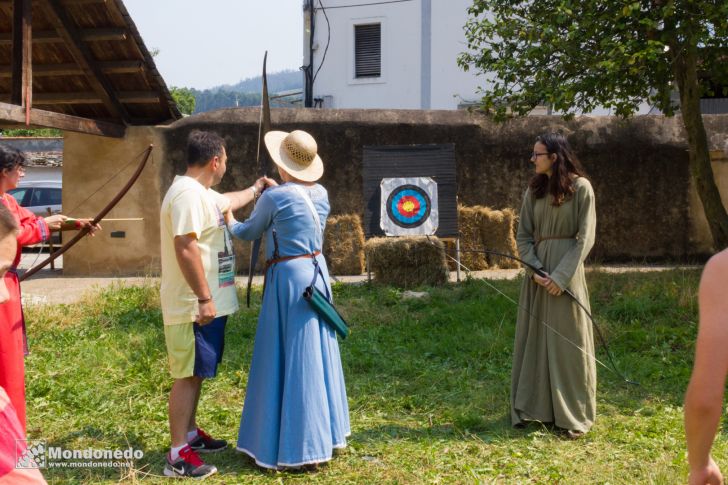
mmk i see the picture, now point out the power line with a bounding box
[313,0,331,85]
[313,0,414,10]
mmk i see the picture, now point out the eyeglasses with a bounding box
[531,152,549,159]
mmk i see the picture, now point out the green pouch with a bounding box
[303,260,350,340]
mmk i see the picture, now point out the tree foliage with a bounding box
[459,0,728,249]
[458,0,728,119]
[170,86,196,115]
[188,70,302,113]
[191,89,261,113]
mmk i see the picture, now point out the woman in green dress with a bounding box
[511,132,596,438]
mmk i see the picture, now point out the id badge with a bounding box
[218,251,235,288]
[216,206,235,288]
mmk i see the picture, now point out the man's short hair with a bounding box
[187,130,226,167]
[0,203,18,239]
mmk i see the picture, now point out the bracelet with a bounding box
[198,297,212,304]
[250,185,258,197]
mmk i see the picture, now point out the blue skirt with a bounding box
[236,255,350,469]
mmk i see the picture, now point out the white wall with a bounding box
[429,0,489,109]
[311,0,422,109]
[307,0,655,113]
[23,166,62,183]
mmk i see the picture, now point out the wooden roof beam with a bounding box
[0,101,125,137]
[0,60,144,77]
[0,28,127,45]
[0,63,80,76]
[40,0,130,122]
[98,59,144,73]
[11,0,31,107]
[0,91,160,104]
[0,0,107,7]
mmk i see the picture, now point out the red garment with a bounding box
[0,194,49,433]
[0,386,46,484]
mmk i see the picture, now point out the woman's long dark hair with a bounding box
[529,132,587,206]
[0,145,26,173]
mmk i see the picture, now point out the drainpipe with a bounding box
[303,0,314,107]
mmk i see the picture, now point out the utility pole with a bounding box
[303,0,314,107]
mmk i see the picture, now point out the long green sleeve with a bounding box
[549,179,596,290]
[516,188,544,277]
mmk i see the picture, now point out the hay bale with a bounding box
[324,214,366,275]
[479,207,519,269]
[365,237,449,288]
[456,205,489,270]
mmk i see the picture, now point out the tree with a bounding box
[458,0,728,249]
[170,86,196,115]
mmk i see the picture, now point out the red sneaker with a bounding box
[163,445,217,479]
[189,428,228,453]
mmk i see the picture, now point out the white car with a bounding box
[8,180,62,217]
[8,180,62,244]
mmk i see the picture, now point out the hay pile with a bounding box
[365,236,449,288]
[454,206,488,270]
[479,207,519,269]
[450,205,519,270]
[324,214,366,275]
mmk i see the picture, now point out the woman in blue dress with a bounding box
[227,129,350,470]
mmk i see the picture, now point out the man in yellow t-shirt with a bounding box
[159,130,273,479]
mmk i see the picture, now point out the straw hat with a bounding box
[264,130,324,182]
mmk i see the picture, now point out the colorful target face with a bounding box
[386,184,432,228]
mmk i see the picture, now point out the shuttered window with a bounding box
[355,24,381,78]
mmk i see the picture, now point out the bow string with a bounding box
[427,237,638,386]
[19,145,153,282]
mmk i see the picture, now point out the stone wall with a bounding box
[62,110,728,276]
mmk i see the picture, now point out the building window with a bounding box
[354,23,381,78]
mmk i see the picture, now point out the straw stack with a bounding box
[365,236,449,288]
[324,214,366,275]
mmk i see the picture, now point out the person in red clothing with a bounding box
[0,145,98,433]
[0,201,45,484]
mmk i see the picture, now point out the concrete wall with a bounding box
[62,110,728,276]
[63,126,165,276]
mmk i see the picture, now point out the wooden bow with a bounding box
[427,236,638,386]
[246,52,272,307]
[19,145,153,282]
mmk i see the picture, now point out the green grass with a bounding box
[22,269,724,484]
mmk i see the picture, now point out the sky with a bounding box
[123,0,304,90]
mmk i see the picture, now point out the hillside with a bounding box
[190,69,303,113]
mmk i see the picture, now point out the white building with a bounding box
[303,0,485,110]
[302,0,726,115]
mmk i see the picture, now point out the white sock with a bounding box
[170,444,186,462]
[187,429,199,442]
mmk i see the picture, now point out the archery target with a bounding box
[380,177,438,236]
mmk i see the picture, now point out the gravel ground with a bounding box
[16,249,701,306]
